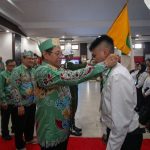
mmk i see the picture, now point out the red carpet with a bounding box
[0,137,149,150]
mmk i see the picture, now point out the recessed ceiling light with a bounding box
[6,30,10,33]
[135,38,139,41]
[136,34,140,37]
[62,36,65,38]
[60,39,65,42]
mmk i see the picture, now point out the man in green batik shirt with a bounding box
[0,59,16,140]
[35,38,118,150]
[0,56,5,73]
[64,50,86,136]
[11,51,37,150]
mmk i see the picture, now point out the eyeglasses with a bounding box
[49,51,64,57]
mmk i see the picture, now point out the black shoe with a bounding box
[2,135,12,140]
[73,125,82,132]
[70,128,82,136]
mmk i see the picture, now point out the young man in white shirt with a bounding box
[140,66,150,126]
[89,35,143,150]
[142,66,150,99]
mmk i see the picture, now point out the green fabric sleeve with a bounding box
[66,62,86,70]
[35,63,106,89]
[0,73,7,104]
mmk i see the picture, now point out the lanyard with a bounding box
[101,69,112,92]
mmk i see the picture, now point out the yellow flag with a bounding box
[107,4,131,55]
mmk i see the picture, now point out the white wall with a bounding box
[0,33,42,64]
[133,48,143,56]
[0,33,12,63]
[21,37,41,56]
[87,43,92,60]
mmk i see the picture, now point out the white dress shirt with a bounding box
[142,76,150,97]
[101,63,139,150]
[136,72,148,89]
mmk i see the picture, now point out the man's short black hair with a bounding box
[34,53,39,58]
[89,35,114,53]
[5,59,15,66]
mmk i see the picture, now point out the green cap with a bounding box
[38,38,60,52]
[22,50,34,58]
[38,39,55,52]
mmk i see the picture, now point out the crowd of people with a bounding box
[0,35,149,150]
[130,59,150,131]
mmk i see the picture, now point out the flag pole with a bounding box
[126,0,135,70]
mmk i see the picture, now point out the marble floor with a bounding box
[75,81,102,137]
[0,81,150,139]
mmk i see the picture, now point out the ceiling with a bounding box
[0,0,150,42]
[0,26,5,32]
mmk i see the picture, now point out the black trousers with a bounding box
[12,104,36,149]
[139,95,150,125]
[41,140,68,150]
[107,128,143,150]
[136,87,145,111]
[70,85,78,125]
[1,104,14,137]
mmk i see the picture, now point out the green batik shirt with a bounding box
[10,64,36,106]
[34,64,40,69]
[64,60,86,71]
[0,61,5,73]
[35,61,107,148]
[0,70,14,105]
